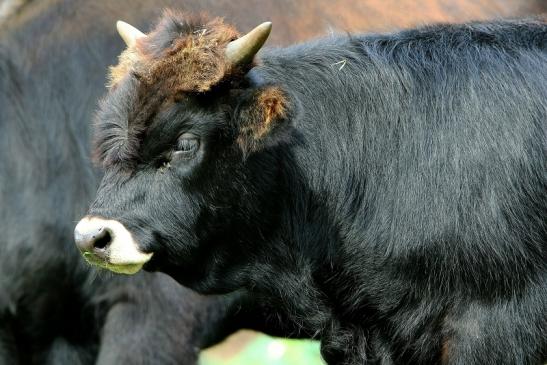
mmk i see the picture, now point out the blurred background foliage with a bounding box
[200,331,325,365]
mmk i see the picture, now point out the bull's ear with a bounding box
[235,85,294,154]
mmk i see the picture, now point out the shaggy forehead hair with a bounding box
[94,10,243,167]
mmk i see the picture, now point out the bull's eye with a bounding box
[174,133,199,159]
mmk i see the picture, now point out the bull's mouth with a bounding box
[82,249,153,275]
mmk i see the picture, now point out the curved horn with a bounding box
[116,20,146,48]
[225,22,272,65]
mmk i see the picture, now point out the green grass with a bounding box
[200,333,325,365]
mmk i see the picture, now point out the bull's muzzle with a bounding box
[74,216,152,274]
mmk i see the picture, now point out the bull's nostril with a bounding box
[74,220,113,254]
[93,229,112,250]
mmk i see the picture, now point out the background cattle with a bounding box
[1,0,545,364]
[2,0,546,37]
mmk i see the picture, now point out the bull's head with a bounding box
[74,11,294,291]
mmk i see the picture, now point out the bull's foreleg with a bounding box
[0,320,18,365]
[43,337,95,365]
[441,287,547,365]
[92,274,250,365]
[94,298,200,365]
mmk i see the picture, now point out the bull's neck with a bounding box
[245,39,372,331]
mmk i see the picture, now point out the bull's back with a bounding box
[298,20,546,293]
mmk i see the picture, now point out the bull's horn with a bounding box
[116,20,146,48]
[225,22,272,65]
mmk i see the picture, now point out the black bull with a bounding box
[82,11,547,365]
[1,0,546,364]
